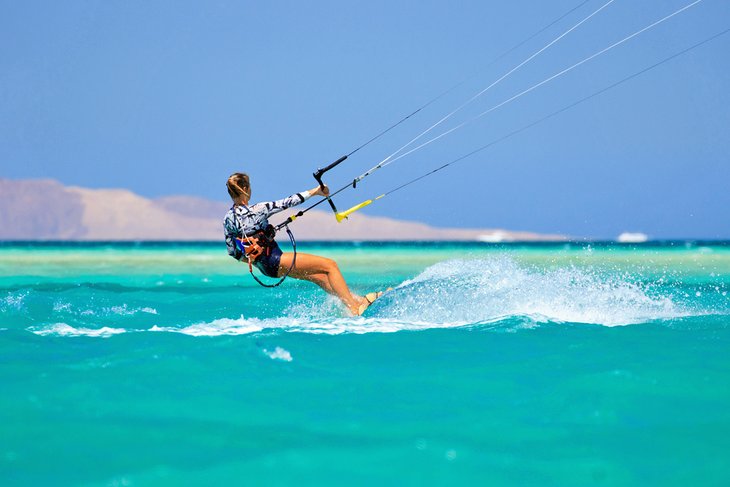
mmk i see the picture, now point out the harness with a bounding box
[234,223,297,288]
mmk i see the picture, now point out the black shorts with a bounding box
[253,241,283,278]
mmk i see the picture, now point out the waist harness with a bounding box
[235,224,297,288]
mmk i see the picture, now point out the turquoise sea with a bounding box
[1,241,729,486]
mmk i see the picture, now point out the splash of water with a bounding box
[375,257,693,326]
[26,257,714,338]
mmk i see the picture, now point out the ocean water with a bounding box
[1,241,729,486]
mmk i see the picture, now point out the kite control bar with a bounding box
[275,154,351,230]
[313,155,347,215]
[311,153,385,223]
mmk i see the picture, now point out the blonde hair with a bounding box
[227,172,250,200]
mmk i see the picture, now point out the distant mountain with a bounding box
[0,178,566,241]
[0,179,86,239]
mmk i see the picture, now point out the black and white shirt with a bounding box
[223,191,311,260]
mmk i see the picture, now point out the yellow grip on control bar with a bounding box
[335,194,384,222]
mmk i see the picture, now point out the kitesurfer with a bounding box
[223,172,382,315]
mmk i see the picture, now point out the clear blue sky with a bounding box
[2,0,729,238]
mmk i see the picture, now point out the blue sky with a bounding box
[2,0,729,238]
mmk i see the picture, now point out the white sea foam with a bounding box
[27,257,710,338]
[148,315,452,336]
[30,317,438,338]
[29,323,127,338]
[151,317,263,336]
[263,346,293,362]
[148,316,474,337]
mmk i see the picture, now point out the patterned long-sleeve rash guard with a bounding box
[223,191,311,261]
